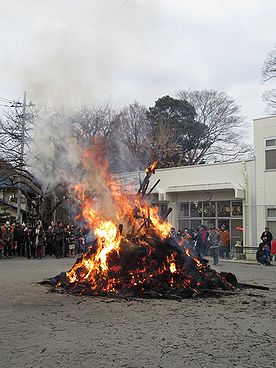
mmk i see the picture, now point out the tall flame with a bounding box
[66,151,171,289]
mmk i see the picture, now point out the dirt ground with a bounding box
[0,257,275,368]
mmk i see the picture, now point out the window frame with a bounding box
[267,206,276,220]
[264,137,276,171]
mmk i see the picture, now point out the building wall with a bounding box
[118,116,276,258]
[0,189,29,223]
[254,116,276,241]
[147,160,255,250]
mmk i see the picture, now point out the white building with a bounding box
[121,116,276,259]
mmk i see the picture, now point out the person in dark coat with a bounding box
[196,226,209,257]
[14,222,25,256]
[55,222,64,259]
[24,226,33,259]
[64,225,70,257]
[256,241,271,266]
[261,227,273,250]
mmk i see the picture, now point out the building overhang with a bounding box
[153,182,245,201]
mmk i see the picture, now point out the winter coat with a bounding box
[219,230,230,247]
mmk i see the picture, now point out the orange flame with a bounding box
[66,154,170,289]
[145,161,158,174]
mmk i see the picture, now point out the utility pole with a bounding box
[15,92,35,222]
[16,92,27,221]
[0,92,35,222]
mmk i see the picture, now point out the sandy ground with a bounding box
[0,257,275,368]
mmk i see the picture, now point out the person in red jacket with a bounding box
[3,225,13,259]
[219,224,230,259]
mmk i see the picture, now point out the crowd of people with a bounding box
[0,220,88,260]
[0,219,273,266]
[171,224,274,266]
[170,224,230,265]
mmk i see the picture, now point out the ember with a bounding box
[50,154,237,299]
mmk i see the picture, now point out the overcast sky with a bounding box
[0,0,276,141]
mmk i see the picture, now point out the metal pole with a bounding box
[16,91,26,222]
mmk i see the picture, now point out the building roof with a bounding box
[0,178,36,194]
[0,199,26,213]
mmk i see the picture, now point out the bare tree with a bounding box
[117,102,151,170]
[262,46,276,81]
[176,89,252,163]
[69,102,123,171]
[149,119,180,168]
[262,46,276,114]
[0,106,41,196]
[70,102,118,142]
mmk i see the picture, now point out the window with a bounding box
[267,208,276,218]
[217,201,231,217]
[179,219,190,230]
[203,201,216,217]
[265,138,276,170]
[179,202,189,217]
[203,218,216,229]
[156,203,168,218]
[267,221,276,240]
[191,219,202,230]
[190,201,202,217]
[231,219,243,245]
[266,139,276,147]
[218,219,230,230]
[232,201,243,216]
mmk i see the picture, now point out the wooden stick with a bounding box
[147,179,161,195]
[237,283,270,291]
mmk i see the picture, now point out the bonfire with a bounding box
[50,150,237,299]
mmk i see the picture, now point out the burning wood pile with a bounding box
[50,154,237,299]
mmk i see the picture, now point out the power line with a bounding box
[0,96,15,101]
[0,96,17,104]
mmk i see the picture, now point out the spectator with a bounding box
[3,225,13,259]
[14,221,25,256]
[0,238,3,259]
[260,227,273,251]
[34,222,44,260]
[24,226,33,259]
[190,228,198,251]
[79,234,86,254]
[170,228,176,238]
[182,228,192,249]
[55,222,64,259]
[68,225,76,257]
[64,224,70,257]
[219,224,230,259]
[256,242,271,266]
[45,226,54,256]
[208,226,220,265]
[196,225,209,257]
[175,230,183,246]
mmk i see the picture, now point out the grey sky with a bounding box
[0,0,276,141]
